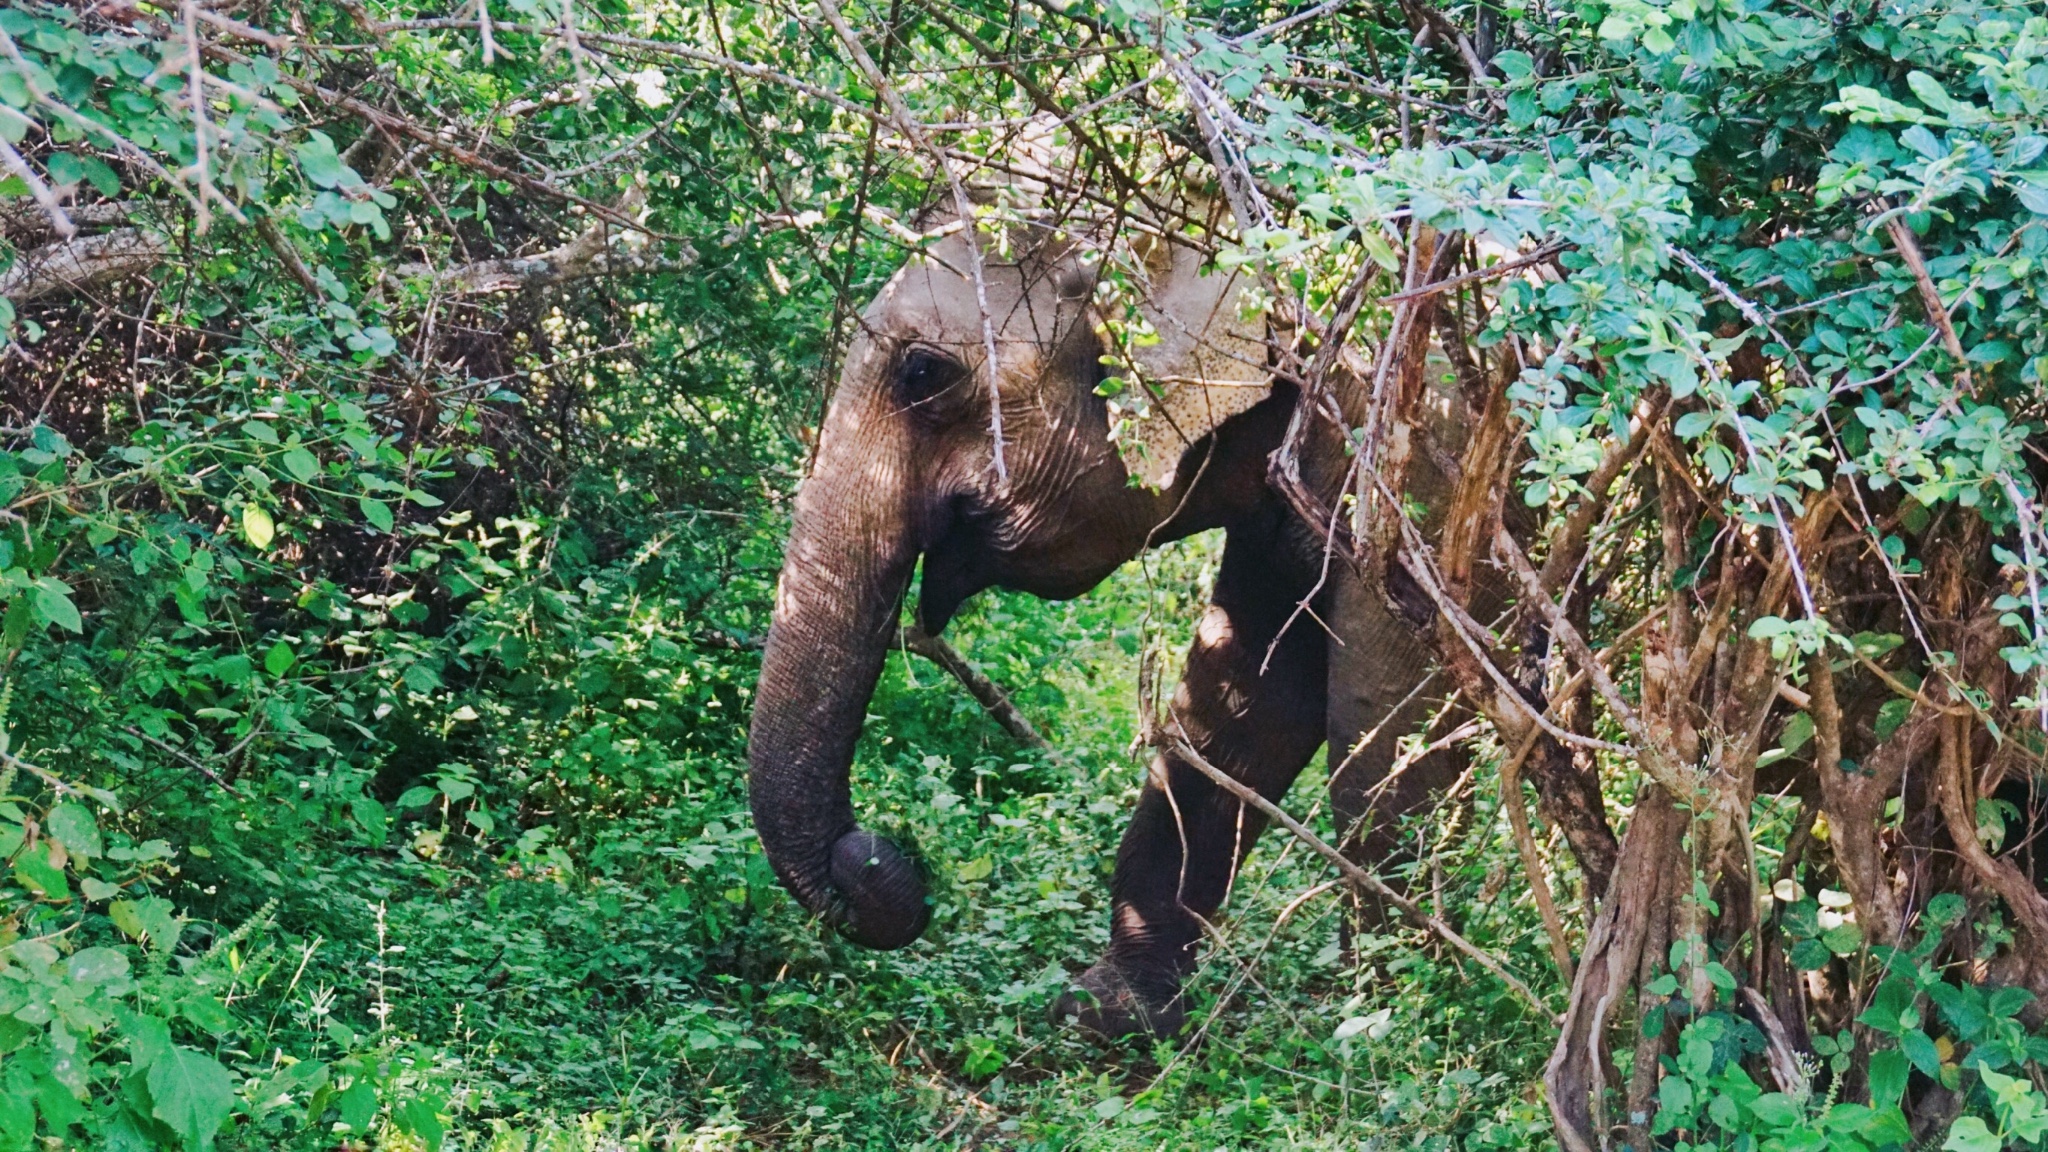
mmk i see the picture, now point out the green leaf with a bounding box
[1750,1092,1802,1126]
[74,154,119,197]
[351,798,387,845]
[335,1077,376,1131]
[1778,712,1814,753]
[1905,71,1958,115]
[1926,893,1967,927]
[0,1080,30,1150]
[263,641,296,677]
[110,896,181,951]
[279,446,319,483]
[1901,1028,1942,1077]
[65,945,129,985]
[13,842,68,900]
[45,802,100,858]
[395,786,438,810]
[1988,986,2034,1019]
[30,577,80,634]
[1674,410,1717,439]
[1942,1117,1999,1152]
[296,131,357,190]
[395,1094,446,1151]
[179,994,234,1037]
[241,504,275,550]
[359,496,394,533]
[1874,697,1912,741]
[1492,49,1534,79]
[34,1074,83,1132]
[147,1046,235,1151]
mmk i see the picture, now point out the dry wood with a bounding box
[1886,215,1973,395]
[813,0,1010,481]
[0,228,169,302]
[1938,712,2048,947]
[900,625,1053,753]
[1493,523,1693,794]
[1545,787,1686,1152]
[1382,241,1567,302]
[1167,729,1557,1021]
[253,215,322,298]
[1498,724,1574,983]
[1806,648,1907,947]
[393,216,693,295]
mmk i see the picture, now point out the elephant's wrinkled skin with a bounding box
[746,229,1581,1036]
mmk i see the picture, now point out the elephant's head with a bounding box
[748,221,1273,949]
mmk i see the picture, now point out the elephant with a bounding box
[746,202,1611,1037]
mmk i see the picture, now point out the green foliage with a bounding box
[0,0,2045,1144]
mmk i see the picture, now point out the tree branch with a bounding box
[0,228,170,302]
[1167,727,1558,1022]
[901,626,1052,752]
[393,216,693,296]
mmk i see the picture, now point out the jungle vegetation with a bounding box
[1,0,2047,1147]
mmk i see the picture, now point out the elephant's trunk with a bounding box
[748,418,931,950]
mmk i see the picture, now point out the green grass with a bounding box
[190,529,1571,1149]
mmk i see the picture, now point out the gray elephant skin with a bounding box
[745,220,1602,1038]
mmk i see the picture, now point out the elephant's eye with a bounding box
[895,346,966,410]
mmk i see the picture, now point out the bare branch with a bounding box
[812,0,1010,482]
[393,215,693,296]
[1886,215,1973,395]
[123,726,245,798]
[901,626,1052,752]
[0,228,170,302]
[1167,728,1558,1021]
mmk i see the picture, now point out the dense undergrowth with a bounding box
[7,0,2048,1146]
[0,371,1573,1149]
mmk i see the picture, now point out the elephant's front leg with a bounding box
[1056,507,1327,1037]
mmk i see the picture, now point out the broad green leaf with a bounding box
[295,131,356,190]
[110,896,181,952]
[14,842,68,900]
[65,946,129,985]
[279,446,319,483]
[1905,71,1958,115]
[359,496,394,533]
[241,504,275,550]
[1942,1117,1999,1152]
[45,803,100,858]
[147,1046,235,1151]
[351,797,388,842]
[30,577,80,634]
[395,1094,446,1151]
[335,1078,376,1132]
[1901,1028,1942,1077]
[263,641,295,677]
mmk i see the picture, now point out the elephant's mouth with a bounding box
[915,498,991,634]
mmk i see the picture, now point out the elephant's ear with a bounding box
[1105,231,1272,489]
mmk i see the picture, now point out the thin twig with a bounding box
[900,625,1054,753]
[1885,215,1972,395]
[813,0,1009,482]
[1167,729,1558,1021]
[1497,723,1574,983]
[122,726,246,798]
[1383,242,1566,302]
[1,751,84,799]
[1492,524,1692,794]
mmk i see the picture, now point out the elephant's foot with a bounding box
[1050,961,1186,1039]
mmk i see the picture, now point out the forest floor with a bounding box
[327,531,1572,1150]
